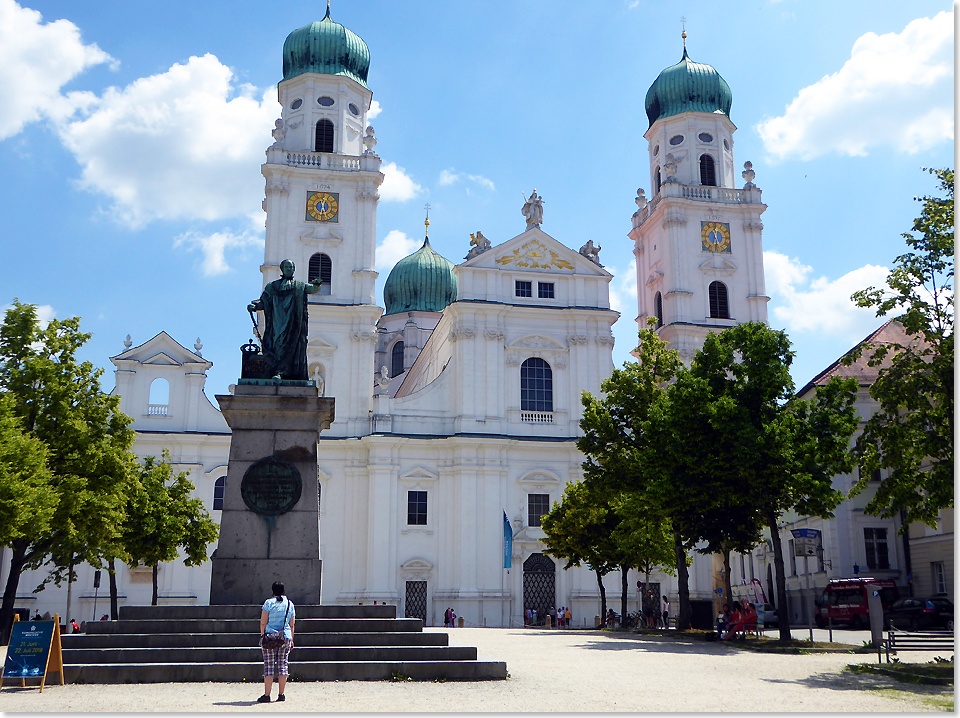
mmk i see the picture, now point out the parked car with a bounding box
[756,603,778,628]
[886,597,953,631]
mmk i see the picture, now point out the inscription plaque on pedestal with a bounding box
[240,456,302,516]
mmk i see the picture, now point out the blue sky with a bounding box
[0,0,953,399]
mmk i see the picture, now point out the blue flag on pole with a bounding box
[503,511,513,569]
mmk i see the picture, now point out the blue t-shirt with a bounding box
[261,596,295,639]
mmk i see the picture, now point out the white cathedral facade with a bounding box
[4,13,835,628]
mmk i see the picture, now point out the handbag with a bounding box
[261,600,290,650]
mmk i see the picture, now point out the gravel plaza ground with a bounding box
[0,626,953,713]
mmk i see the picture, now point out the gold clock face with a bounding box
[306,191,339,222]
[701,221,731,252]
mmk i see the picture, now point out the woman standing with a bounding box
[258,581,296,703]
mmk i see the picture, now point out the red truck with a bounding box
[815,578,900,629]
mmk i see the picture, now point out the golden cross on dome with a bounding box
[681,16,687,47]
[424,203,431,237]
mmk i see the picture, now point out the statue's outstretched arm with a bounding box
[306,279,324,295]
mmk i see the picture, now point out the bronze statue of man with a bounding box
[248,259,323,380]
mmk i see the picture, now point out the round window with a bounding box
[348,103,360,116]
[698,132,713,143]
[291,98,302,110]
[653,144,660,156]
[669,134,684,146]
[317,96,335,107]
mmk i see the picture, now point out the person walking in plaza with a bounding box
[564,606,572,628]
[258,581,296,703]
[661,595,670,629]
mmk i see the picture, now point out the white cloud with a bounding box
[437,168,495,191]
[607,257,637,315]
[379,162,421,202]
[174,229,263,276]
[0,0,114,139]
[367,99,381,120]
[757,11,953,160]
[764,251,889,339]
[376,229,420,272]
[56,53,278,228]
[1,302,56,328]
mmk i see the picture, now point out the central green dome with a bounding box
[282,7,370,87]
[645,48,732,128]
[383,239,458,316]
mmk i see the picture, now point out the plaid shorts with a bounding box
[261,638,293,676]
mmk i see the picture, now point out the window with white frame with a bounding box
[407,490,427,525]
[863,527,890,570]
[528,493,550,527]
[932,562,947,594]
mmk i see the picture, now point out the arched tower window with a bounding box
[520,358,553,413]
[308,252,332,295]
[654,291,663,329]
[213,476,225,511]
[700,154,717,187]
[654,167,662,195]
[390,341,405,378]
[315,119,334,153]
[709,281,729,319]
[148,377,169,416]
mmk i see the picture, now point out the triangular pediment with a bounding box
[142,352,181,366]
[459,226,611,277]
[110,331,211,369]
[399,467,439,482]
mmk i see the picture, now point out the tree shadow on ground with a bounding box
[762,668,952,698]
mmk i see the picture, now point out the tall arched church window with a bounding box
[213,476,225,511]
[654,291,663,329]
[520,358,553,413]
[709,281,729,319]
[308,252,332,295]
[391,341,405,378]
[315,119,334,153]
[148,377,169,416]
[700,154,717,187]
[654,167,662,195]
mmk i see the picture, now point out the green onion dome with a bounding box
[383,239,458,315]
[282,6,370,87]
[645,48,732,128]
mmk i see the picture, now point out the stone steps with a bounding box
[60,605,506,683]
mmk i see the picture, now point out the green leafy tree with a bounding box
[578,326,697,626]
[122,453,219,605]
[0,395,55,549]
[848,168,954,525]
[540,480,620,625]
[684,322,858,640]
[611,491,676,622]
[0,300,136,643]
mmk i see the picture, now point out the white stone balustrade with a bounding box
[264,148,380,172]
[633,182,761,229]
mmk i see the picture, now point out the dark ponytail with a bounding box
[272,581,285,602]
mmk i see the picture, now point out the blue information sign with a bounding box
[1,618,63,692]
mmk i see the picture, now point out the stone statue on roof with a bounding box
[521,189,544,228]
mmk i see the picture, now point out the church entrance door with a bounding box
[404,581,427,624]
[523,553,556,625]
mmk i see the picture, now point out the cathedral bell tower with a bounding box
[260,5,383,436]
[629,35,769,360]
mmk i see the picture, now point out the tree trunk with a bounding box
[768,511,791,641]
[0,541,28,645]
[900,509,913,598]
[151,564,159,606]
[674,530,691,630]
[65,555,75,631]
[595,568,606,629]
[723,549,733,607]
[620,566,629,627]
[108,558,119,620]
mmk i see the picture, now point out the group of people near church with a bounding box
[716,601,757,640]
[443,607,458,628]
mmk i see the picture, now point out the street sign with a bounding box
[791,528,820,557]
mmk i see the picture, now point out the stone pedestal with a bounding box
[210,383,334,605]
